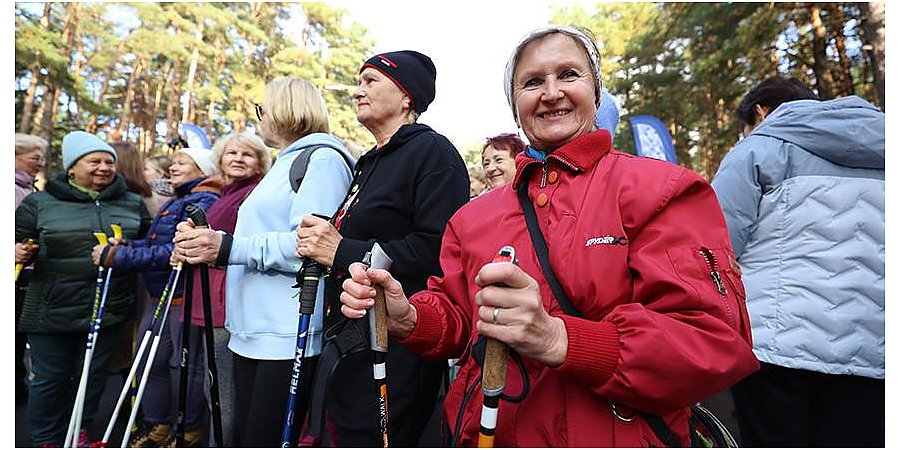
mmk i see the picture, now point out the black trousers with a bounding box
[232,352,317,448]
[15,271,30,401]
[731,361,884,447]
[326,338,445,447]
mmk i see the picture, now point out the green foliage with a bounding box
[15,2,376,152]
[550,2,880,179]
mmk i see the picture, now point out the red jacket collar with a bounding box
[513,129,612,188]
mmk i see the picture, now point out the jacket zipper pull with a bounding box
[540,163,548,188]
[710,271,726,296]
[699,247,727,296]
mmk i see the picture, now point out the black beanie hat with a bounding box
[360,50,437,114]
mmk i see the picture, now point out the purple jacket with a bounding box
[15,169,36,209]
[187,176,261,327]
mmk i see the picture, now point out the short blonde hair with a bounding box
[263,77,330,140]
[15,133,49,156]
[212,131,273,181]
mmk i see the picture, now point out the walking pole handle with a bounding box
[94,232,109,247]
[185,203,209,228]
[482,246,517,396]
[111,223,124,240]
[15,238,35,282]
[296,214,330,315]
[362,243,393,352]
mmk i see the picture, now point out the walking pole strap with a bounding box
[516,181,581,318]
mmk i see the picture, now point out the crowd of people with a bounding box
[14,24,883,448]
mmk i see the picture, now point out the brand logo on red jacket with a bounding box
[585,235,628,247]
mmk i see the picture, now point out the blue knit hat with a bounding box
[62,131,117,171]
[595,89,620,140]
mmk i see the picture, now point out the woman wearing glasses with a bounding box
[173,77,354,446]
[14,133,49,405]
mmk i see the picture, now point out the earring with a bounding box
[68,172,75,179]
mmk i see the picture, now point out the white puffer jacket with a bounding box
[712,96,884,379]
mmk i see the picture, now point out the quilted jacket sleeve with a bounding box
[710,141,763,258]
[110,192,218,272]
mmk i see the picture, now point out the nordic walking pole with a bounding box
[64,227,117,447]
[184,203,224,446]
[280,213,330,448]
[477,246,517,448]
[362,243,393,448]
[97,265,182,447]
[120,262,182,447]
[14,238,35,282]
[175,259,196,447]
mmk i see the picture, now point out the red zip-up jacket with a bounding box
[399,130,759,447]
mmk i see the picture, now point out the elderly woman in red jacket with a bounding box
[338,26,759,447]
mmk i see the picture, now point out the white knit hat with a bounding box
[176,147,217,177]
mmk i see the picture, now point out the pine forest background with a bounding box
[15,2,885,180]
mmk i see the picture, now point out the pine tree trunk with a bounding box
[809,5,835,99]
[38,87,60,140]
[19,3,53,134]
[827,4,854,96]
[114,58,145,141]
[181,21,204,125]
[167,61,182,142]
[38,2,82,139]
[148,61,172,152]
[860,2,885,109]
[86,36,129,133]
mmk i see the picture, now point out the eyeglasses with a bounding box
[254,103,264,121]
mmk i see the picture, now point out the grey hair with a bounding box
[503,25,603,124]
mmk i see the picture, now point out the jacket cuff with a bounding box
[333,237,374,278]
[554,316,620,388]
[101,245,117,268]
[396,298,443,353]
[215,232,233,267]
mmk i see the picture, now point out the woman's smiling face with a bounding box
[481,145,517,189]
[512,32,598,151]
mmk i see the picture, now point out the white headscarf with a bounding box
[503,25,603,124]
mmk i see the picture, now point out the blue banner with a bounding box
[629,115,677,164]
[181,123,212,149]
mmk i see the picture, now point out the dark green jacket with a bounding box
[15,173,151,333]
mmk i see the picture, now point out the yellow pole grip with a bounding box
[15,238,36,282]
[111,224,123,240]
[94,232,109,247]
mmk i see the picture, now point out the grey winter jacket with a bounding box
[711,96,884,379]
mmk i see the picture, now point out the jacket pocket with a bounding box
[666,245,742,331]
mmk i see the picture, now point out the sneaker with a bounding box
[129,423,172,448]
[157,428,202,448]
[77,429,91,448]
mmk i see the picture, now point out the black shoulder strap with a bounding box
[517,176,684,448]
[516,180,582,318]
[290,145,356,192]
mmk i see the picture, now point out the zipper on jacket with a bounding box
[540,163,548,188]
[95,199,104,234]
[699,247,726,296]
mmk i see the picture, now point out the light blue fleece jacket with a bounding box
[225,133,353,360]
